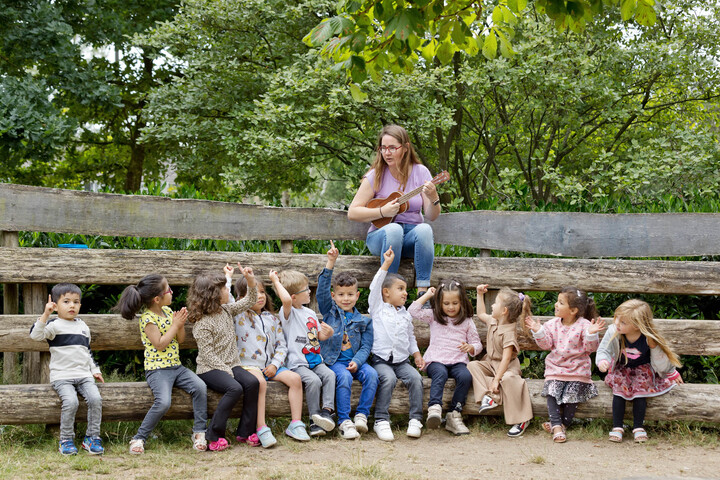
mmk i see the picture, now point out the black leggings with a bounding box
[198,366,259,441]
[547,396,579,428]
[612,395,647,430]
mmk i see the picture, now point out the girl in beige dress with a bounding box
[467,285,533,437]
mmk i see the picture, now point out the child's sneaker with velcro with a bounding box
[339,419,360,439]
[353,413,368,434]
[477,395,496,414]
[445,411,470,435]
[426,404,443,429]
[309,422,326,437]
[81,436,104,455]
[59,440,78,456]
[507,420,530,437]
[311,408,336,432]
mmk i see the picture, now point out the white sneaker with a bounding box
[445,411,470,435]
[426,404,442,429]
[406,418,423,438]
[373,420,395,442]
[339,419,360,439]
[354,413,368,434]
[477,394,496,414]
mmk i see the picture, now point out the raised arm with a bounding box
[475,284,493,325]
[317,241,338,317]
[30,295,57,341]
[270,270,293,320]
[225,264,257,316]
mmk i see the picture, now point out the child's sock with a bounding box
[257,425,268,432]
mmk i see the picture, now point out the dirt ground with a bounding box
[88,427,720,480]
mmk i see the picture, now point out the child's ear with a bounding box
[331,291,336,300]
[382,287,389,298]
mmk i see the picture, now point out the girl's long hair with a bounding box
[113,274,166,320]
[613,299,681,367]
[432,279,473,326]
[497,287,532,326]
[187,273,226,323]
[560,286,599,322]
[368,124,422,192]
[235,278,275,314]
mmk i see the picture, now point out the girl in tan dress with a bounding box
[467,285,533,437]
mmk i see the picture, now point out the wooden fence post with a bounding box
[22,283,50,384]
[2,231,20,383]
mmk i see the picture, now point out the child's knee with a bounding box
[63,396,80,412]
[335,369,353,388]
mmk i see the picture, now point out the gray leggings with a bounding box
[52,377,102,441]
[547,396,578,428]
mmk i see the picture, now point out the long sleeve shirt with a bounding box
[368,268,419,362]
[532,316,599,383]
[30,316,100,383]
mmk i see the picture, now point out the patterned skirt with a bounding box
[604,363,676,400]
[542,379,598,405]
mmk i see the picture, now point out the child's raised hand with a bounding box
[588,317,606,335]
[327,240,339,261]
[223,263,234,279]
[525,315,541,333]
[476,284,488,295]
[237,263,256,287]
[43,294,56,316]
[382,246,394,263]
[269,270,279,283]
[597,360,610,373]
[173,307,188,328]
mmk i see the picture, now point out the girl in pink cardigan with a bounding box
[525,287,606,443]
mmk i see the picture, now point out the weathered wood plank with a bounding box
[6,314,719,356]
[2,231,20,383]
[431,210,720,257]
[1,247,719,294]
[4,184,720,257]
[0,379,716,425]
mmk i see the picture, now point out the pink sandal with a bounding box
[633,428,648,443]
[208,437,229,451]
[609,427,624,443]
[552,425,566,443]
[236,433,261,447]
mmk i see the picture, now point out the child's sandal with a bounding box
[632,428,648,443]
[552,425,566,443]
[192,432,207,452]
[608,427,624,443]
[542,421,552,434]
[129,438,145,455]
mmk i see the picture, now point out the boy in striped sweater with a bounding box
[30,283,104,456]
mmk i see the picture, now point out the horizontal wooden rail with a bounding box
[5,315,718,356]
[0,379,715,425]
[3,183,720,257]
[1,247,719,294]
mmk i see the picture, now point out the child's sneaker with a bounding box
[285,421,311,441]
[406,418,423,438]
[309,422,326,437]
[477,395,496,414]
[426,404,443,429]
[339,419,360,439]
[311,408,335,432]
[445,411,470,435]
[81,436,104,455]
[208,437,229,451]
[353,413,369,434]
[59,440,78,456]
[256,426,277,448]
[373,420,395,442]
[507,420,530,437]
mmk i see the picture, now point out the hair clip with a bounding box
[576,289,582,297]
[440,283,445,288]
[518,293,525,301]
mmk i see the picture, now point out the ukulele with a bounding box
[366,170,450,229]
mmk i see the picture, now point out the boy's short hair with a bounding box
[51,283,82,302]
[382,273,406,290]
[332,272,358,288]
[277,270,308,295]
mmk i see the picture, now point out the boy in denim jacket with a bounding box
[318,241,378,439]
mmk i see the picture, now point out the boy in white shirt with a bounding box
[369,247,425,441]
[30,283,104,456]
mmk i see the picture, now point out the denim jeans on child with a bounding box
[328,361,378,422]
[365,222,434,288]
[371,357,423,422]
[426,362,472,410]
[52,377,102,441]
[134,365,207,441]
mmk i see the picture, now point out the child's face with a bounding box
[440,290,461,318]
[490,295,507,320]
[382,279,408,307]
[554,293,578,321]
[331,285,360,312]
[55,293,81,320]
[292,283,311,306]
[614,314,639,336]
[157,281,172,307]
[252,287,267,313]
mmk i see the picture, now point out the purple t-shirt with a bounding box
[364,164,432,233]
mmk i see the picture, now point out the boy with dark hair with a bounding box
[30,283,104,455]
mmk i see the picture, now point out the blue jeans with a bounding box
[426,362,472,411]
[370,357,423,422]
[366,223,434,288]
[328,361,379,422]
[134,365,207,441]
[52,377,102,441]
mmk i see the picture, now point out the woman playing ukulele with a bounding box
[348,124,444,297]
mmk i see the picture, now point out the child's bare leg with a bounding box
[273,370,303,422]
[246,368,267,429]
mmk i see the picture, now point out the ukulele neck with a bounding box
[395,184,425,205]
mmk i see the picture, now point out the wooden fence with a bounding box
[1,183,719,425]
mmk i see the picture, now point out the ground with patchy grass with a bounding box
[2,419,719,480]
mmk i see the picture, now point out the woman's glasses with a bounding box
[379,145,403,153]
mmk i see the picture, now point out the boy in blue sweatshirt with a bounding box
[318,241,378,439]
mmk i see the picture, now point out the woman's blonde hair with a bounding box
[613,299,681,367]
[368,124,422,192]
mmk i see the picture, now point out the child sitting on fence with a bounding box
[318,241,378,440]
[369,246,425,442]
[525,287,606,443]
[188,263,259,452]
[277,268,336,437]
[30,283,104,456]
[408,279,481,436]
[114,274,208,454]
[230,266,310,444]
[468,285,533,437]
[596,299,683,443]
